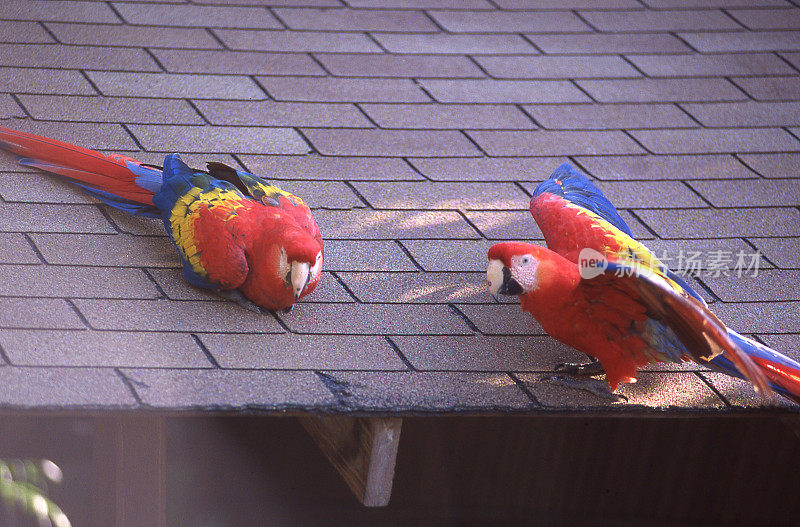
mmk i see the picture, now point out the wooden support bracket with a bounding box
[92,414,167,527]
[299,415,403,507]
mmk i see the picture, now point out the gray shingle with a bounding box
[576,78,747,103]
[315,53,483,78]
[728,8,800,29]
[191,99,370,127]
[86,71,266,99]
[576,154,758,180]
[0,264,159,299]
[324,240,419,271]
[0,329,211,367]
[127,125,309,154]
[688,178,800,207]
[0,367,137,408]
[419,79,590,104]
[360,103,535,130]
[427,10,589,33]
[678,30,800,52]
[237,154,424,181]
[198,333,406,369]
[347,0,492,6]
[45,22,221,48]
[467,130,645,156]
[700,372,795,409]
[528,33,691,54]
[629,128,800,154]
[519,371,725,409]
[258,76,430,103]
[579,9,742,32]
[277,302,473,335]
[712,301,800,333]
[151,49,324,76]
[274,7,438,31]
[122,369,337,409]
[0,233,40,264]
[456,303,546,335]
[214,29,381,53]
[748,237,800,269]
[302,128,480,157]
[337,271,493,304]
[0,21,54,43]
[475,55,640,79]
[393,334,583,371]
[497,0,641,7]
[0,298,85,329]
[0,1,120,23]
[0,170,97,204]
[0,66,96,95]
[351,181,529,210]
[526,103,696,130]
[72,298,285,333]
[322,371,534,411]
[732,76,800,101]
[18,95,204,124]
[628,53,794,77]
[30,233,179,267]
[463,211,544,240]
[401,239,501,272]
[681,101,800,127]
[635,207,800,238]
[112,2,282,29]
[0,43,158,71]
[314,209,481,239]
[408,156,567,182]
[0,203,116,234]
[371,32,536,54]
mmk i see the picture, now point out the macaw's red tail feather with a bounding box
[752,356,800,405]
[0,125,162,213]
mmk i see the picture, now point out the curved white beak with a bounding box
[291,261,310,300]
[486,259,504,298]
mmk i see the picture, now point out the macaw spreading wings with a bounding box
[0,126,323,311]
[488,163,800,403]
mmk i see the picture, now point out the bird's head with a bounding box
[279,236,324,302]
[487,242,550,298]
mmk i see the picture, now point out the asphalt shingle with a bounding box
[2,1,799,415]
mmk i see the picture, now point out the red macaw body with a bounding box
[0,126,323,311]
[488,163,800,403]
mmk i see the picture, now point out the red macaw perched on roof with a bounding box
[0,126,323,312]
[488,163,800,404]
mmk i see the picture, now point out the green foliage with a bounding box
[0,458,71,527]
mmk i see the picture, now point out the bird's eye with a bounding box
[520,255,531,266]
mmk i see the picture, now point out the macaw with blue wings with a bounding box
[0,126,323,312]
[487,163,800,403]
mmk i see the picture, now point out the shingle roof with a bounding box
[1,0,799,414]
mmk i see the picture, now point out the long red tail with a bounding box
[0,125,160,208]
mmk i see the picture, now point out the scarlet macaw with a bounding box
[0,126,323,312]
[487,163,800,403]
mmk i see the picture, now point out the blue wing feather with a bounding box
[533,163,634,237]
